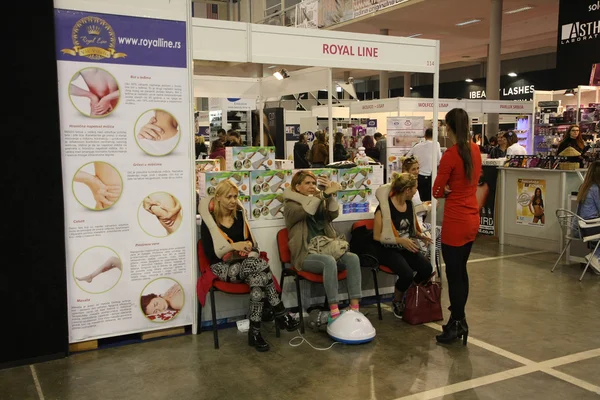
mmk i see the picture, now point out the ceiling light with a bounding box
[504,6,533,15]
[273,68,289,80]
[267,65,277,69]
[508,72,518,77]
[465,78,474,83]
[564,88,576,96]
[336,86,342,93]
[410,87,413,90]
[407,33,422,38]
[456,19,481,27]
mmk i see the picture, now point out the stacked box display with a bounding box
[226,147,276,171]
[197,171,250,197]
[250,170,292,196]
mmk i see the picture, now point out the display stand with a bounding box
[192,18,441,326]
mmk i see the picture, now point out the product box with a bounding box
[274,159,294,170]
[239,195,251,218]
[250,193,285,220]
[337,166,384,190]
[250,170,292,196]
[198,171,250,197]
[336,188,374,215]
[195,160,221,190]
[226,147,276,171]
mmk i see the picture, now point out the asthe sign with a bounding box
[561,20,600,44]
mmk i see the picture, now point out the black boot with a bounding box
[273,303,301,332]
[248,323,270,352]
[441,315,456,333]
[261,301,275,322]
[436,317,468,345]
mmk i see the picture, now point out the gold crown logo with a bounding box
[87,25,101,35]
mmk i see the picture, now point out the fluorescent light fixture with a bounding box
[564,88,576,96]
[273,68,289,80]
[407,33,422,38]
[456,19,481,27]
[267,65,277,69]
[508,72,518,77]
[465,78,474,83]
[336,86,342,92]
[504,6,533,15]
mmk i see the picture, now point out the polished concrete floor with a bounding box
[3,239,600,400]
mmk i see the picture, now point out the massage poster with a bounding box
[54,9,193,342]
[516,179,546,227]
[386,116,424,181]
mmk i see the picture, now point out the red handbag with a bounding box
[402,278,443,325]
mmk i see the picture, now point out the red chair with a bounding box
[351,219,392,320]
[197,239,251,349]
[277,228,348,334]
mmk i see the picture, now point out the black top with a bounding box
[376,198,414,238]
[294,142,310,168]
[195,143,208,158]
[365,148,380,161]
[488,146,507,159]
[201,209,247,265]
[333,143,349,162]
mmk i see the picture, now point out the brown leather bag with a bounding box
[402,278,443,325]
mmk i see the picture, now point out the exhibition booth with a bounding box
[192,18,442,328]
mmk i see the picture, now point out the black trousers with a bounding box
[375,243,433,292]
[418,174,432,202]
[441,241,474,320]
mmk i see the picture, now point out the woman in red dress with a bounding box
[432,108,482,345]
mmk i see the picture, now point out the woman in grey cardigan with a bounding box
[282,170,362,324]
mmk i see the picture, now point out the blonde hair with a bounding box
[401,156,419,172]
[213,180,239,224]
[390,172,417,196]
[291,170,317,192]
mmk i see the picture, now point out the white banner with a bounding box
[353,0,405,18]
[55,8,194,343]
[386,116,424,180]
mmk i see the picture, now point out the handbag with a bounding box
[307,235,349,260]
[402,277,443,325]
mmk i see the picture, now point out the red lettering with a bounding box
[323,44,330,54]
[373,48,378,58]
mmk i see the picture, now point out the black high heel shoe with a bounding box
[436,318,468,345]
[248,327,270,352]
[275,313,301,332]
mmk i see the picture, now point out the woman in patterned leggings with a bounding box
[200,181,299,352]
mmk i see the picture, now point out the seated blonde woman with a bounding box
[199,180,299,352]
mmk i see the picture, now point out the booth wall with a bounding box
[1,0,68,368]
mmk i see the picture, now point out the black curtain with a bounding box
[1,0,68,368]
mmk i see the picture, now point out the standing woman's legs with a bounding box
[441,242,473,320]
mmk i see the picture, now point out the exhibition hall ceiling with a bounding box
[328,0,559,66]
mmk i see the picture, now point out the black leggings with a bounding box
[375,243,433,292]
[442,242,474,320]
[418,174,432,202]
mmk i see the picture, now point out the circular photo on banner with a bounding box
[73,246,122,294]
[69,67,120,118]
[138,192,183,238]
[140,278,184,322]
[134,109,181,156]
[72,162,123,211]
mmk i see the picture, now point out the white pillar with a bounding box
[486,0,503,139]
[379,29,389,99]
[430,41,440,260]
[328,68,334,163]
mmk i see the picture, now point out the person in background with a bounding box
[217,128,227,144]
[489,132,508,159]
[209,139,226,160]
[294,133,311,169]
[362,135,380,161]
[195,136,208,159]
[406,128,442,202]
[227,130,242,146]
[557,125,587,167]
[374,132,387,165]
[576,160,600,275]
[310,131,329,167]
[505,131,527,156]
[283,170,362,325]
[333,131,349,162]
[489,136,498,148]
[473,133,490,154]
[432,108,482,346]
[372,173,433,319]
[200,181,300,352]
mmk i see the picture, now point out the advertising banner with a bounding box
[478,166,499,235]
[556,0,600,88]
[55,9,193,343]
[516,178,546,227]
[386,116,424,179]
[353,0,405,18]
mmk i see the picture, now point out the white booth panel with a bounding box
[192,18,248,62]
